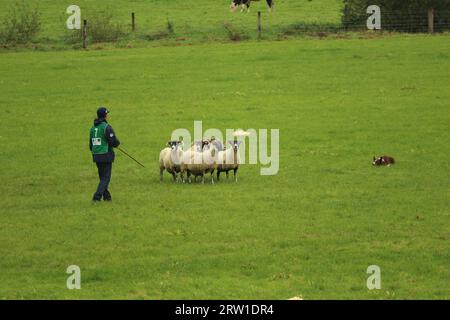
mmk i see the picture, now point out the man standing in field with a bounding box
[89,107,120,202]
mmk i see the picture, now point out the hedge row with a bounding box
[342,0,450,32]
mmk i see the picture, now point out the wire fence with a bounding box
[342,9,450,33]
[80,9,450,43]
[1,5,449,48]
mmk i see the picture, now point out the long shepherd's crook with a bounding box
[117,147,146,168]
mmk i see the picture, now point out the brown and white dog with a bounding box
[230,0,274,13]
[372,155,395,166]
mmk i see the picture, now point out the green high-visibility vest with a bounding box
[90,122,109,155]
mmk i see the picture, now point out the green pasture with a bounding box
[0,33,449,299]
[0,0,344,48]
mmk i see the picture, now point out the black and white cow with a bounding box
[230,0,274,13]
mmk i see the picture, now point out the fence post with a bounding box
[428,8,434,33]
[82,19,87,48]
[257,11,262,39]
[132,12,135,31]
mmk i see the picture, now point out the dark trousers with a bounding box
[93,162,112,201]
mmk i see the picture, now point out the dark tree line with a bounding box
[342,0,450,32]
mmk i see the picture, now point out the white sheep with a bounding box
[202,142,219,184]
[186,140,210,152]
[159,140,183,182]
[180,146,201,183]
[180,141,218,184]
[209,137,224,151]
[216,140,242,182]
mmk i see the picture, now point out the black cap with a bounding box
[97,107,109,118]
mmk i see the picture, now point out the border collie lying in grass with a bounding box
[372,155,395,166]
[230,0,274,13]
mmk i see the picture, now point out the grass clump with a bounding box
[0,1,41,44]
[144,19,175,41]
[64,10,125,45]
[224,22,249,41]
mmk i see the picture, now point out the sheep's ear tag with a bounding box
[228,141,234,145]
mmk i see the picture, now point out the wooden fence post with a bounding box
[257,11,262,39]
[428,8,434,34]
[82,19,88,48]
[132,12,135,31]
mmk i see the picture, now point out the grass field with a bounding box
[0,1,449,300]
[0,0,344,49]
[1,35,449,300]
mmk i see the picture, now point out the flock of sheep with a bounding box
[159,136,243,184]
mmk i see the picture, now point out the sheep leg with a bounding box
[172,172,177,182]
[217,171,220,181]
[201,173,205,184]
[234,168,238,183]
[226,171,229,180]
[180,171,184,183]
